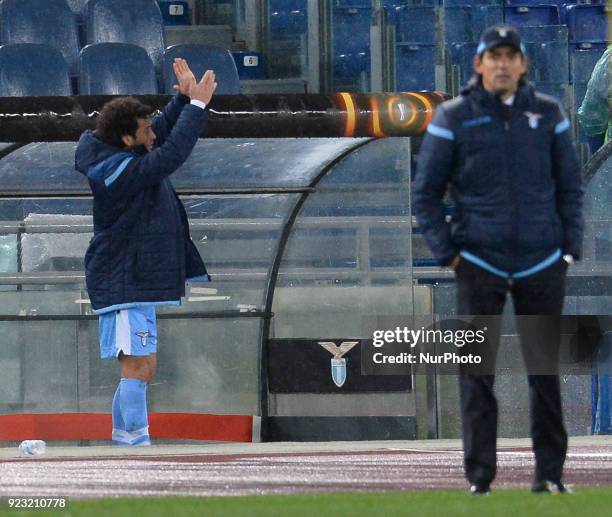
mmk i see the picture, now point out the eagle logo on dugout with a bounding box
[318,341,359,387]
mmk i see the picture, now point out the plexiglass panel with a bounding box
[0,315,260,415]
[0,235,17,273]
[0,320,78,413]
[0,143,85,193]
[0,194,298,310]
[174,139,367,188]
[0,137,377,419]
[272,138,413,339]
[82,317,261,414]
[0,139,369,192]
[182,193,298,310]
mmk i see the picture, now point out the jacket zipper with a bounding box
[502,103,516,277]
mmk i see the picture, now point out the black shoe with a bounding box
[531,480,572,494]
[469,483,491,495]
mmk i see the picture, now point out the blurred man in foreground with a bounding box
[413,25,583,495]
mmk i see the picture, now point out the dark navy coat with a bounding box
[413,80,583,273]
[75,93,209,313]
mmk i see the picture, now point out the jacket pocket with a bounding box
[451,213,469,245]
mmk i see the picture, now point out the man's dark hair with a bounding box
[96,97,154,148]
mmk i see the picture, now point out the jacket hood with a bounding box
[74,130,124,176]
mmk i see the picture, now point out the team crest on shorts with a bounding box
[318,341,359,387]
[135,331,149,347]
[524,111,543,129]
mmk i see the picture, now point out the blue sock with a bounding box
[111,383,126,444]
[112,383,125,429]
[119,378,150,445]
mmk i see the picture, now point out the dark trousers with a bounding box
[455,257,569,485]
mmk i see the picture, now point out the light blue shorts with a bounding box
[98,306,157,359]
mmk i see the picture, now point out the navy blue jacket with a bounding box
[413,80,583,273]
[75,93,209,313]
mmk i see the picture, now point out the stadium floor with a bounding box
[0,437,611,499]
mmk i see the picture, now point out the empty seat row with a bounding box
[0,43,240,97]
[333,0,605,92]
[505,1,603,5]
[0,0,184,76]
[66,0,190,25]
[0,0,81,73]
[385,3,606,45]
[370,1,603,4]
[506,4,607,44]
[447,26,603,87]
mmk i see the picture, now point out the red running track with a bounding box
[1,445,611,499]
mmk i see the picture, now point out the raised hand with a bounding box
[189,70,217,106]
[172,58,196,96]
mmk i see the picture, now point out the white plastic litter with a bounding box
[18,440,46,456]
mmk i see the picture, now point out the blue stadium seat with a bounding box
[0,44,71,96]
[504,5,560,28]
[163,44,240,94]
[232,52,266,80]
[333,7,372,90]
[392,6,437,45]
[510,1,606,23]
[443,6,503,44]
[384,0,437,5]
[158,1,190,25]
[447,42,477,86]
[395,44,436,91]
[574,80,588,107]
[573,82,589,141]
[85,0,166,70]
[65,0,88,45]
[570,44,606,83]
[79,43,158,95]
[535,81,568,108]
[506,0,604,3]
[521,25,569,83]
[270,0,307,40]
[524,42,569,83]
[444,0,502,4]
[0,0,81,74]
[334,0,371,6]
[505,0,567,4]
[66,0,88,11]
[443,0,502,5]
[520,24,567,43]
[566,4,607,44]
